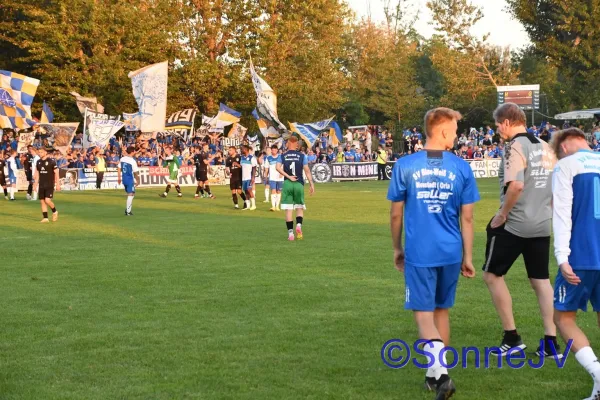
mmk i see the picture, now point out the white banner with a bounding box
[129,61,168,132]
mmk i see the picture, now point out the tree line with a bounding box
[0,0,595,133]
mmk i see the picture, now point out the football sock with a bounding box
[10,187,14,199]
[245,200,251,208]
[250,198,256,208]
[43,212,48,218]
[504,330,519,340]
[271,194,277,208]
[165,184,171,195]
[3,188,7,196]
[264,188,270,201]
[27,183,33,195]
[126,196,133,213]
[240,192,247,201]
[275,194,281,208]
[175,185,181,194]
[196,186,201,195]
[296,217,303,227]
[205,185,212,196]
[51,207,57,213]
[232,194,238,205]
[286,220,294,234]
[428,340,449,380]
[576,347,600,381]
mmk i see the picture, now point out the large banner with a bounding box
[40,122,80,155]
[129,61,168,132]
[331,162,379,181]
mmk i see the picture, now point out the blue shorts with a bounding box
[242,180,252,192]
[404,263,462,311]
[8,176,16,185]
[554,270,600,312]
[269,181,283,191]
[123,182,135,194]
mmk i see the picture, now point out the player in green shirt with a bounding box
[159,146,183,198]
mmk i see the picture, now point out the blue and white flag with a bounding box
[306,116,335,132]
[289,122,320,148]
[128,61,168,132]
[122,112,141,131]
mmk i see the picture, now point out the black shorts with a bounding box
[230,179,242,190]
[196,171,208,182]
[38,186,54,200]
[482,219,550,279]
[0,175,5,186]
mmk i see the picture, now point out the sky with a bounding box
[347,0,531,50]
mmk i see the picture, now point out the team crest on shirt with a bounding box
[45,161,48,166]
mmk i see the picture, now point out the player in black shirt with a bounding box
[34,147,60,223]
[194,142,215,199]
[25,145,37,200]
[0,151,7,200]
[225,146,246,209]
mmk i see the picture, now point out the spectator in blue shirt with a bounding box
[344,145,355,162]
[84,153,96,168]
[593,139,600,152]
[354,147,363,162]
[307,150,317,164]
[326,148,335,163]
[74,154,85,169]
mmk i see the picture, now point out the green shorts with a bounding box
[281,180,306,210]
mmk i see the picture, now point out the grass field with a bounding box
[0,178,597,399]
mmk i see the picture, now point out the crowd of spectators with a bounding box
[3,121,600,171]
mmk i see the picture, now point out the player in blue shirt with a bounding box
[276,136,315,241]
[117,146,140,216]
[388,108,479,399]
[551,129,600,400]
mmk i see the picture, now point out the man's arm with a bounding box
[250,166,256,184]
[390,201,405,272]
[276,162,296,181]
[552,163,579,284]
[303,164,315,195]
[492,145,526,228]
[33,167,39,191]
[460,203,475,277]
[134,171,140,187]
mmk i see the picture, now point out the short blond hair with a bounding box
[424,107,462,137]
[550,128,586,158]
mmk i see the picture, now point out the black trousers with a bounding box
[377,163,386,180]
[96,172,104,189]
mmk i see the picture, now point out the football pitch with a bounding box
[1,179,596,399]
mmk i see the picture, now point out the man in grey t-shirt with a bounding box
[482,102,559,358]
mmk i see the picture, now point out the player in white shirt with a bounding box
[240,145,257,210]
[265,145,284,211]
[6,150,18,201]
[259,152,270,203]
[551,128,600,400]
[31,149,40,200]
[117,146,140,216]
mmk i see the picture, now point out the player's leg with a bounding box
[554,270,600,399]
[126,193,135,215]
[27,173,33,200]
[263,180,270,203]
[269,181,277,211]
[203,181,215,199]
[248,182,256,210]
[239,189,247,209]
[281,181,295,239]
[161,182,171,197]
[39,188,49,223]
[275,186,282,211]
[293,182,305,239]
[482,225,524,355]
[45,194,58,221]
[9,177,16,200]
[523,236,559,356]
[407,265,455,396]
[175,182,182,196]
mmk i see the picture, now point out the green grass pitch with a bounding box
[1,179,597,399]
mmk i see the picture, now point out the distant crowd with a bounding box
[2,121,600,171]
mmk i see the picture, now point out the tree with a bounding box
[507,0,600,110]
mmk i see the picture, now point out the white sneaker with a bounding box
[583,381,600,400]
[250,206,257,211]
[26,194,31,200]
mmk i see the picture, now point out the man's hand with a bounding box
[288,175,298,182]
[490,211,507,229]
[461,260,476,278]
[560,262,581,285]
[55,183,61,192]
[394,248,405,272]
[309,182,315,195]
[118,178,122,185]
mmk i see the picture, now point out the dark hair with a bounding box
[270,145,278,150]
[126,146,135,154]
[493,103,527,126]
[550,128,586,158]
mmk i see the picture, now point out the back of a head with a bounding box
[424,107,462,138]
[493,103,526,127]
[550,127,587,159]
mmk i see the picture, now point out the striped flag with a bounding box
[41,101,54,123]
[0,70,40,129]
